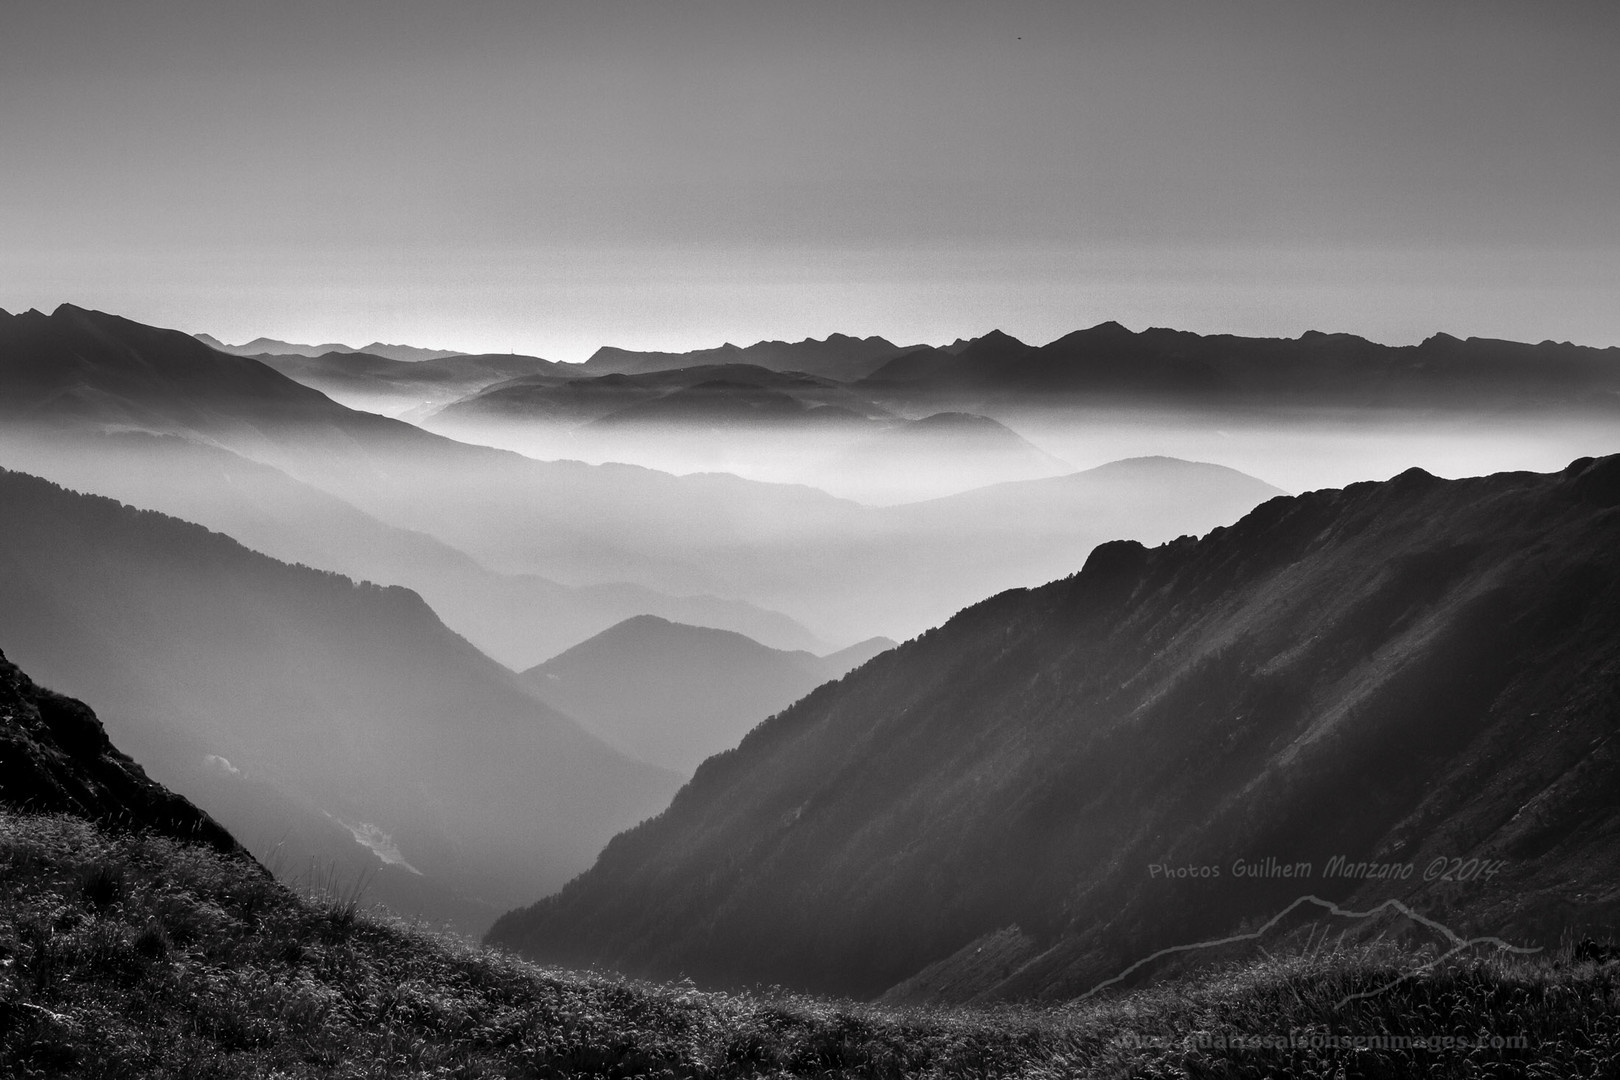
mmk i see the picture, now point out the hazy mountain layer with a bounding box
[0,306,860,634]
[523,616,894,772]
[0,647,243,858]
[428,363,890,428]
[0,468,679,932]
[255,349,570,416]
[0,429,821,666]
[490,456,1620,1000]
[826,412,1071,501]
[0,306,1290,646]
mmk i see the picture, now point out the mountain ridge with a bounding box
[195,333,468,363]
[584,334,913,381]
[856,321,1620,409]
[488,455,1620,999]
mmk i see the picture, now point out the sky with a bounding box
[3,0,1618,361]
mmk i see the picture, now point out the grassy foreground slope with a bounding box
[1,811,1615,1078]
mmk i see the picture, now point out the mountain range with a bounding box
[0,468,679,932]
[455,323,1620,416]
[582,334,912,382]
[489,455,1620,999]
[195,333,467,363]
[386,321,1620,504]
[523,616,895,772]
[1,306,1285,647]
[853,323,1620,412]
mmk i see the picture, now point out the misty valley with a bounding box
[2,304,1618,1076]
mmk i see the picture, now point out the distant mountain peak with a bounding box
[950,330,1034,362]
[975,328,1025,345]
[909,411,1009,431]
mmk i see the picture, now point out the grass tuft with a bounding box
[79,860,125,911]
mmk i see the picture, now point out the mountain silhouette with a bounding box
[0,468,680,932]
[195,333,466,363]
[0,647,243,858]
[197,334,359,357]
[489,456,1620,999]
[583,334,912,381]
[523,616,894,772]
[857,322,1620,411]
[2,305,351,431]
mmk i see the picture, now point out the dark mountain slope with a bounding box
[1,305,346,432]
[0,648,242,858]
[489,456,1620,999]
[523,616,894,772]
[0,468,679,932]
[0,305,462,490]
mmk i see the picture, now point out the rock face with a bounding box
[488,456,1620,1001]
[0,648,243,858]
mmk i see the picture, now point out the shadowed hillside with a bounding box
[0,614,1610,1076]
[490,456,1620,999]
[0,649,241,858]
[0,468,679,932]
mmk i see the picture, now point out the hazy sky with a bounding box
[4,0,1617,360]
